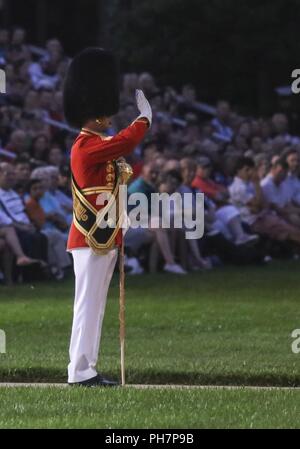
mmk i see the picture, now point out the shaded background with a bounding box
[1,0,300,115]
[0,0,300,113]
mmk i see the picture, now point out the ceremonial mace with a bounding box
[119,237,126,386]
[118,160,133,386]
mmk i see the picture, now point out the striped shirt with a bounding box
[0,188,30,224]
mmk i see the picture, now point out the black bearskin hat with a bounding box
[63,47,119,128]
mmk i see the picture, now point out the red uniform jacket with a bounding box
[67,119,148,251]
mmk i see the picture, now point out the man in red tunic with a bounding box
[63,48,151,386]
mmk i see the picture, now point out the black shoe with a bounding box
[69,374,119,387]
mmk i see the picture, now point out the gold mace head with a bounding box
[117,161,133,184]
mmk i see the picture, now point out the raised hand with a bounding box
[135,89,152,127]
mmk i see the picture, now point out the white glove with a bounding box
[135,89,152,127]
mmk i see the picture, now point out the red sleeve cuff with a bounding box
[134,117,150,128]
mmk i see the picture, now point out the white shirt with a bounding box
[229,177,258,225]
[285,173,300,206]
[260,175,290,208]
[0,188,30,224]
[0,207,13,226]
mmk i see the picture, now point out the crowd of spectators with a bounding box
[1,27,300,283]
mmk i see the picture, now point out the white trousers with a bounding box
[212,205,240,240]
[68,248,118,383]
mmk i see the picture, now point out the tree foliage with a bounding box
[108,0,300,113]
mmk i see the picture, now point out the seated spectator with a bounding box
[138,72,158,98]
[51,90,64,122]
[30,166,69,233]
[58,165,72,197]
[14,157,31,193]
[184,157,257,245]
[23,89,39,115]
[192,156,228,203]
[177,84,198,117]
[25,179,71,280]
[128,161,158,204]
[284,148,300,206]
[0,208,38,266]
[41,39,64,76]
[0,162,48,268]
[261,157,300,227]
[251,136,264,154]
[126,161,157,269]
[128,161,186,274]
[211,101,234,142]
[181,116,201,146]
[0,162,35,228]
[177,158,212,269]
[47,166,72,225]
[254,154,268,180]
[120,73,139,105]
[7,27,28,65]
[30,133,50,161]
[271,113,299,145]
[5,129,29,156]
[230,157,300,244]
[47,145,65,167]
[125,159,154,272]
[27,59,58,90]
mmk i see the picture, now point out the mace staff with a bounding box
[118,160,133,386]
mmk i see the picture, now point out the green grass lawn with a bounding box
[0,261,300,428]
[0,387,300,429]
